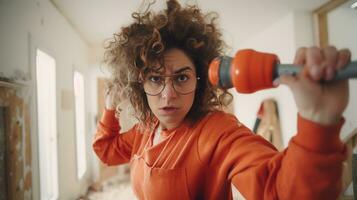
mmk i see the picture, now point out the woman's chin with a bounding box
[158,116,184,130]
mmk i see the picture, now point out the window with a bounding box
[73,71,87,179]
[36,49,59,200]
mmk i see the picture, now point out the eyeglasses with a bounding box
[142,73,200,96]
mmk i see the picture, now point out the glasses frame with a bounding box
[141,73,200,96]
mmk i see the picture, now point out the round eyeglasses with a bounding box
[142,73,200,96]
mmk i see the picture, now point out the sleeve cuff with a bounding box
[100,108,120,129]
[294,114,345,153]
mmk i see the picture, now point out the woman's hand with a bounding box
[277,46,351,125]
[105,84,116,110]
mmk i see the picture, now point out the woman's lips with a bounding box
[159,106,179,115]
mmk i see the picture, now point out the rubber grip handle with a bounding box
[277,62,357,81]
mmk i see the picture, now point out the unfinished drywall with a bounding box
[0,84,32,200]
[0,0,94,199]
[0,107,7,200]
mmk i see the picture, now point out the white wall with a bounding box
[328,4,357,141]
[227,11,314,147]
[328,4,357,196]
[0,0,95,199]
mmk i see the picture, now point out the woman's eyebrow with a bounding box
[146,66,163,74]
[174,66,193,74]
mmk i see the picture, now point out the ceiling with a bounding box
[51,0,331,49]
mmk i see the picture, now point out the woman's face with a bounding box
[145,48,197,130]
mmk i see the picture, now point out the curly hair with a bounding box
[104,0,232,125]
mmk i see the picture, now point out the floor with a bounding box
[85,174,245,200]
[85,175,136,200]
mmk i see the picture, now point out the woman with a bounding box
[93,0,351,199]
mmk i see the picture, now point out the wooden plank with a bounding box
[318,13,329,47]
[255,99,283,151]
[314,0,348,14]
[313,0,348,47]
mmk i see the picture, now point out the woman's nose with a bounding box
[161,79,178,99]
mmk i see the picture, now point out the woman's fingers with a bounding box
[322,46,338,81]
[303,46,350,81]
[306,46,324,81]
[274,74,298,88]
[277,47,306,88]
[277,46,350,88]
[336,48,351,70]
[294,47,307,65]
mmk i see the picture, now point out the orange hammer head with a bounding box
[208,49,279,93]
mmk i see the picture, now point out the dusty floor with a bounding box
[86,175,136,200]
[86,174,245,200]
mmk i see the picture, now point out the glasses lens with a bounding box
[172,73,197,94]
[143,74,164,96]
[143,73,198,96]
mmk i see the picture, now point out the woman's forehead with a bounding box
[146,48,196,74]
[160,48,196,73]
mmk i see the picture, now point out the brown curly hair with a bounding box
[104,0,232,125]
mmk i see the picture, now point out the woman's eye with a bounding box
[176,74,189,82]
[149,76,162,83]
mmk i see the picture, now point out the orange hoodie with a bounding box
[93,109,347,200]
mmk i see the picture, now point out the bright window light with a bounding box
[36,49,59,200]
[74,71,87,179]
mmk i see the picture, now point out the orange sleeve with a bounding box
[199,113,347,200]
[272,115,347,200]
[92,109,139,166]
